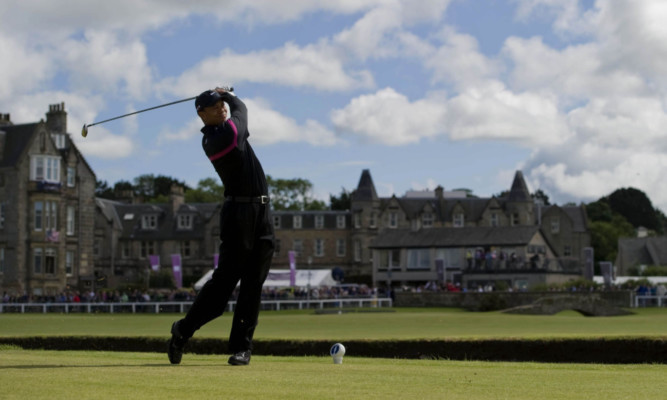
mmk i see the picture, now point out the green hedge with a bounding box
[1,336,665,364]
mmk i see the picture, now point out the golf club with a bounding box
[81,86,233,137]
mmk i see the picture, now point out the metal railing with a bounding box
[633,295,667,307]
[0,297,392,314]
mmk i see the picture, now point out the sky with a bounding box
[2,0,667,211]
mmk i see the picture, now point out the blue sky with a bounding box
[2,0,667,210]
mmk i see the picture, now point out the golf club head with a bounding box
[81,124,88,137]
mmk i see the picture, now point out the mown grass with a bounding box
[1,349,666,400]
[1,308,666,340]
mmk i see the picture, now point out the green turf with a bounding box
[1,308,666,340]
[0,349,665,400]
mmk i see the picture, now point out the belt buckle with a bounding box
[260,195,269,204]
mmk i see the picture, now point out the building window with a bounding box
[142,215,158,230]
[293,239,303,257]
[180,241,191,258]
[453,213,464,227]
[336,215,346,229]
[336,239,346,257]
[67,167,76,187]
[93,239,100,257]
[354,240,362,262]
[354,213,361,229]
[66,206,75,235]
[34,202,43,231]
[512,212,520,226]
[369,212,377,228]
[0,203,5,229]
[388,212,398,228]
[177,214,193,230]
[563,245,572,257]
[293,215,302,229]
[422,213,434,228]
[315,215,324,229]
[274,239,281,257]
[121,242,130,259]
[34,248,43,274]
[0,247,5,273]
[45,248,56,274]
[491,213,498,227]
[273,215,281,229]
[407,249,431,270]
[141,241,155,258]
[52,133,66,149]
[31,156,61,182]
[45,201,57,231]
[379,249,401,270]
[551,218,560,233]
[65,251,74,276]
[314,239,324,257]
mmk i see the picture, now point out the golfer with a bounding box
[168,87,275,366]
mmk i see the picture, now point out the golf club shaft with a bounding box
[86,96,196,128]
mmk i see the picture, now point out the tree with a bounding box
[95,180,114,199]
[266,176,326,211]
[133,174,189,203]
[607,188,660,232]
[329,188,351,210]
[185,178,225,203]
[531,189,551,206]
[588,214,635,265]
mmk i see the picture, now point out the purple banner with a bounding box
[149,255,160,272]
[214,253,219,269]
[171,254,182,289]
[288,250,296,286]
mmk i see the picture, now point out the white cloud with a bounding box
[331,88,447,145]
[0,35,53,99]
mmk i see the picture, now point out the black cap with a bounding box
[195,90,222,111]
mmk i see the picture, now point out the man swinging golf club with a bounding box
[168,87,275,366]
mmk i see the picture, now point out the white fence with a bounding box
[0,297,393,314]
[634,295,667,307]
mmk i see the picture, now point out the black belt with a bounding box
[226,195,270,204]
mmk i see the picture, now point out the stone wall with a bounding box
[394,290,634,311]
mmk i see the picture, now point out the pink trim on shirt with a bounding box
[208,119,238,161]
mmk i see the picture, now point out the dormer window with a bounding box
[453,213,464,227]
[177,214,193,230]
[142,214,158,229]
[51,133,66,149]
[422,213,434,228]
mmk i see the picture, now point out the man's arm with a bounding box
[217,90,249,149]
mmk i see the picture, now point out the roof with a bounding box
[508,170,531,202]
[617,236,667,267]
[370,226,543,248]
[0,122,40,168]
[351,169,378,201]
[103,201,220,240]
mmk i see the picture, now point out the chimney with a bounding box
[435,186,444,200]
[46,102,67,134]
[0,113,11,127]
[170,184,185,212]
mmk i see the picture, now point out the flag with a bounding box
[46,229,60,242]
[288,250,296,286]
[149,255,160,272]
[214,253,219,269]
[171,254,183,289]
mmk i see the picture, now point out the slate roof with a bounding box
[0,122,40,167]
[351,169,378,201]
[272,210,350,229]
[617,236,667,267]
[370,226,542,248]
[108,201,220,241]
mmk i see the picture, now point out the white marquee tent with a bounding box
[194,268,338,290]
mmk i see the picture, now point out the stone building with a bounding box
[0,104,96,297]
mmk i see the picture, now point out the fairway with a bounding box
[1,308,666,340]
[1,348,665,400]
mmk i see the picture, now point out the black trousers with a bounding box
[179,201,274,352]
